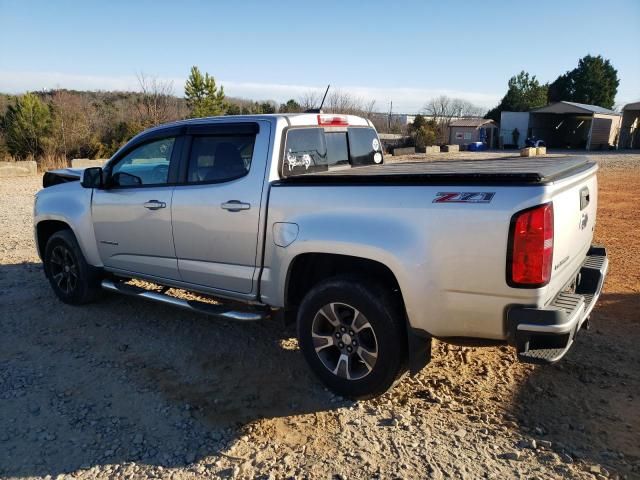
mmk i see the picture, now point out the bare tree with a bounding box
[362,99,377,119]
[424,95,484,120]
[46,90,97,159]
[424,95,452,121]
[450,98,484,118]
[299,89,376,119]
[135,73,183,127]
[424,95,484,142]
[299,91,322,111]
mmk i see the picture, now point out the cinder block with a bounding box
[415,146,439,153]
[441,145,460,153]
[520,147,537,157]
[0,160,38,177]
[392,147,416,156]
[71,159,107,168]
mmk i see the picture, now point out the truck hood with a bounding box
[42,168,84,188]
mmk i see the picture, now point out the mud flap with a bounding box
[407,325,432,375]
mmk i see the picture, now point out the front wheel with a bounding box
[297,276,407,399]
[44,230,102,305]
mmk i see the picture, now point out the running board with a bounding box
[101,279,268,321]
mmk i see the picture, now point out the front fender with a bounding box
[34,182,102,267]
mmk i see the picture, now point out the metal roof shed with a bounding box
[529,101,621,150]
[448,118,498,148]
[620,102,640,149]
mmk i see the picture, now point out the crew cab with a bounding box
[34,114,608,398]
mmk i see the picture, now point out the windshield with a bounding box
[283,126,383,176]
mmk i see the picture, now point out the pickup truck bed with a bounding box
[281,157,595,185]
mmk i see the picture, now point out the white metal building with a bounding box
[499,102,621,150]
[619,102,640,149]
[499,112,530,148]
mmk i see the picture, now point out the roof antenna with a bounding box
[305,84,330,113]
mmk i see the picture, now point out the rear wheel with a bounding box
[44,230,102,304]
[297,276,407,399]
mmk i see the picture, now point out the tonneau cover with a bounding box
[281,156,595,185]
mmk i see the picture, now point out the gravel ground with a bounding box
[0,152,639,479]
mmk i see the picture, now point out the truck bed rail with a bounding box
[279,157,595,185]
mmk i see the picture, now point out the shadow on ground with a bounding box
[3,260,639,478]
[0,262,345,477]
[508,291,640,477]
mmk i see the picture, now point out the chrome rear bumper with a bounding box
[507,245,608,364]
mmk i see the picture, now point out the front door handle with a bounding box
[221,200,251,212]
[144,200,166,210]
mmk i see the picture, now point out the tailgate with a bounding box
[544,164,599,303]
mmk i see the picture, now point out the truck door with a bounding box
[171,121,271,294]
[92,134,182,280]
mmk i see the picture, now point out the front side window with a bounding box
[111,137,175,186]
[187,135,255,183]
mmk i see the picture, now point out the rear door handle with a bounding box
[144,200,166,210]
[221,200,251,212]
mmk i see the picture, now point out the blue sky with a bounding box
[0,0,638,112]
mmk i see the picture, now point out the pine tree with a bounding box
[548,55,619,109]
[486,71,548,122]
[184,66,226,118]
[279,99,302,113]
[3,93,52,158]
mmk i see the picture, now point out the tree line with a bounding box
[412,54,620,147]
[0,55,620,164]
[485,55,619,122]
[0,66,384,165]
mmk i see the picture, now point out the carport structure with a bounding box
[619,102,640,149]
[529,101,621,150]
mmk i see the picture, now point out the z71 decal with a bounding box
[433,192,496,204]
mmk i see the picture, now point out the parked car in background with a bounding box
[526,137,547,148]
[466,141,487,151]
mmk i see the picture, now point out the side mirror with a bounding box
[80,167,104,189]
[112,171,142,187]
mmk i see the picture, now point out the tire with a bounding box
[297,276,407,399]
[43,229,102,305]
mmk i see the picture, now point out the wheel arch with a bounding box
[36,219,74,260]
[285,253,400,312]
[284,252,432,375]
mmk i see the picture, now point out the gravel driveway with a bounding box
[1,153,639,479]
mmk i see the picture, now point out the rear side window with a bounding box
[283,127,382,176]
[284,128,328,175]
[187,135,255,183]
[348,127,383,166]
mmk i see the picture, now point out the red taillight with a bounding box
[317,114,349,126]
[508,203,554,287]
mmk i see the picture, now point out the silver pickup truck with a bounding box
[34,113,608,399]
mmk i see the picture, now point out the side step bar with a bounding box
[101,279,269,322]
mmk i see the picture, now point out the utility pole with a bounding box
[388,101,393,131]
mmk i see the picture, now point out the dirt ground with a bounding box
[0,152,638,479]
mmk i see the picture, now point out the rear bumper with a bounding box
[507,245,608,364]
